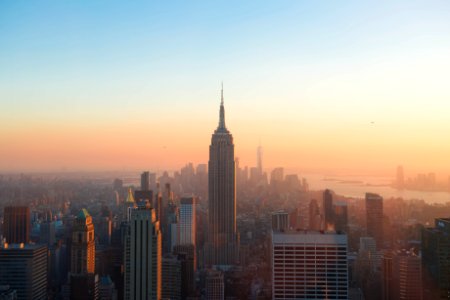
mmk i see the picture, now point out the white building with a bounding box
[272,230,348,300]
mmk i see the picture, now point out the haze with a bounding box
[1,1,450,176]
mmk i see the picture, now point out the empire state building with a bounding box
[206,85,239,267]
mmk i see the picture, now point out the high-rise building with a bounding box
[309,199,321,231]
[422,218,450,299]
[71,209,95,274]
[123,201,161,300]
[333,202,348,233]
[123,188,136,222]
[173,244,196,298]
[206,86,239,266]
[366,193,384,249]
[205,269,224,300]
[323,189,334,229]
[98,276,118,300]
[271,211,289,231]
[69,209,98,300]
[272,230,348,300]
[162,255,181,300]
[3,206,30,244]
[178,197,196,246]
[40,211,55,246]
[382,249,422,300]
[0,285,17,299]
[0,243,48,300]
[141,171,150,191]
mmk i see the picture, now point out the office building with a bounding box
[206,86,239,266]
[0,243,47,300]
[382,249,422,300]
[272,211,289,231]
[309,199,321,231]
[123,201,161,300]
[178,197,196,246]
[71,209,95,274]
[174,244,196,298]
[333,202,348,232]
[69,209,98,300]
[422,218,450,299]
[323,189,334,229]
[0,285,17,299]
[40,213,56,246]
[272,230,348,300]
[205,269,224,300]
[162,255,181,300]
[3,206,30,244]
[98,276,117,300]
[141,171,150,191]
[366,193,384,249]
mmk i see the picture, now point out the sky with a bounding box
[1,1,450,178]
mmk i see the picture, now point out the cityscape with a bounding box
[2,1,450,300]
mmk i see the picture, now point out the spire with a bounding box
[218,82,226,130]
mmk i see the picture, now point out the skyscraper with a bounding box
[3,206,30,244]
[71,209,95,274]
[0,243,48,300]
[272,230,348,299]
[382,249,422,300]
[271,211,289,231]
[422,218,450,299]
[323,189,334,229]
[309,199,321,231]
[123,201,161,300]
[366,193,384,249]
[178,197,196,246]
[333,202,348,233]
[206,85,239,267]
[69,209,98,300]
[205,269,225,300]
[141,171,150,191]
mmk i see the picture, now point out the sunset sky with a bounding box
[1,1,450,177]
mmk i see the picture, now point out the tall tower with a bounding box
[365,192,384,249]
[323,189,334,229]
[257,143,263,176]
[71,209,95,274]
[69,209,98,300]
[206,84,239,267]
[178,196,196,246]
[123,201,161,300]
[3,206,30,244]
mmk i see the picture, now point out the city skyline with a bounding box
[1,1,450,175]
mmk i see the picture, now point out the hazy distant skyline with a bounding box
[1,1,450,176]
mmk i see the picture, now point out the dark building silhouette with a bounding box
[174,244,196,298]
[333,202,348,233]
[323,189,334,229]
[141,171,150,191]
[366,193,384,249]
[422,218,450,299]
[0,243,48,300]
[3,206,30,244]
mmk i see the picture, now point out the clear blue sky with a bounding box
[1,1,450,174]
